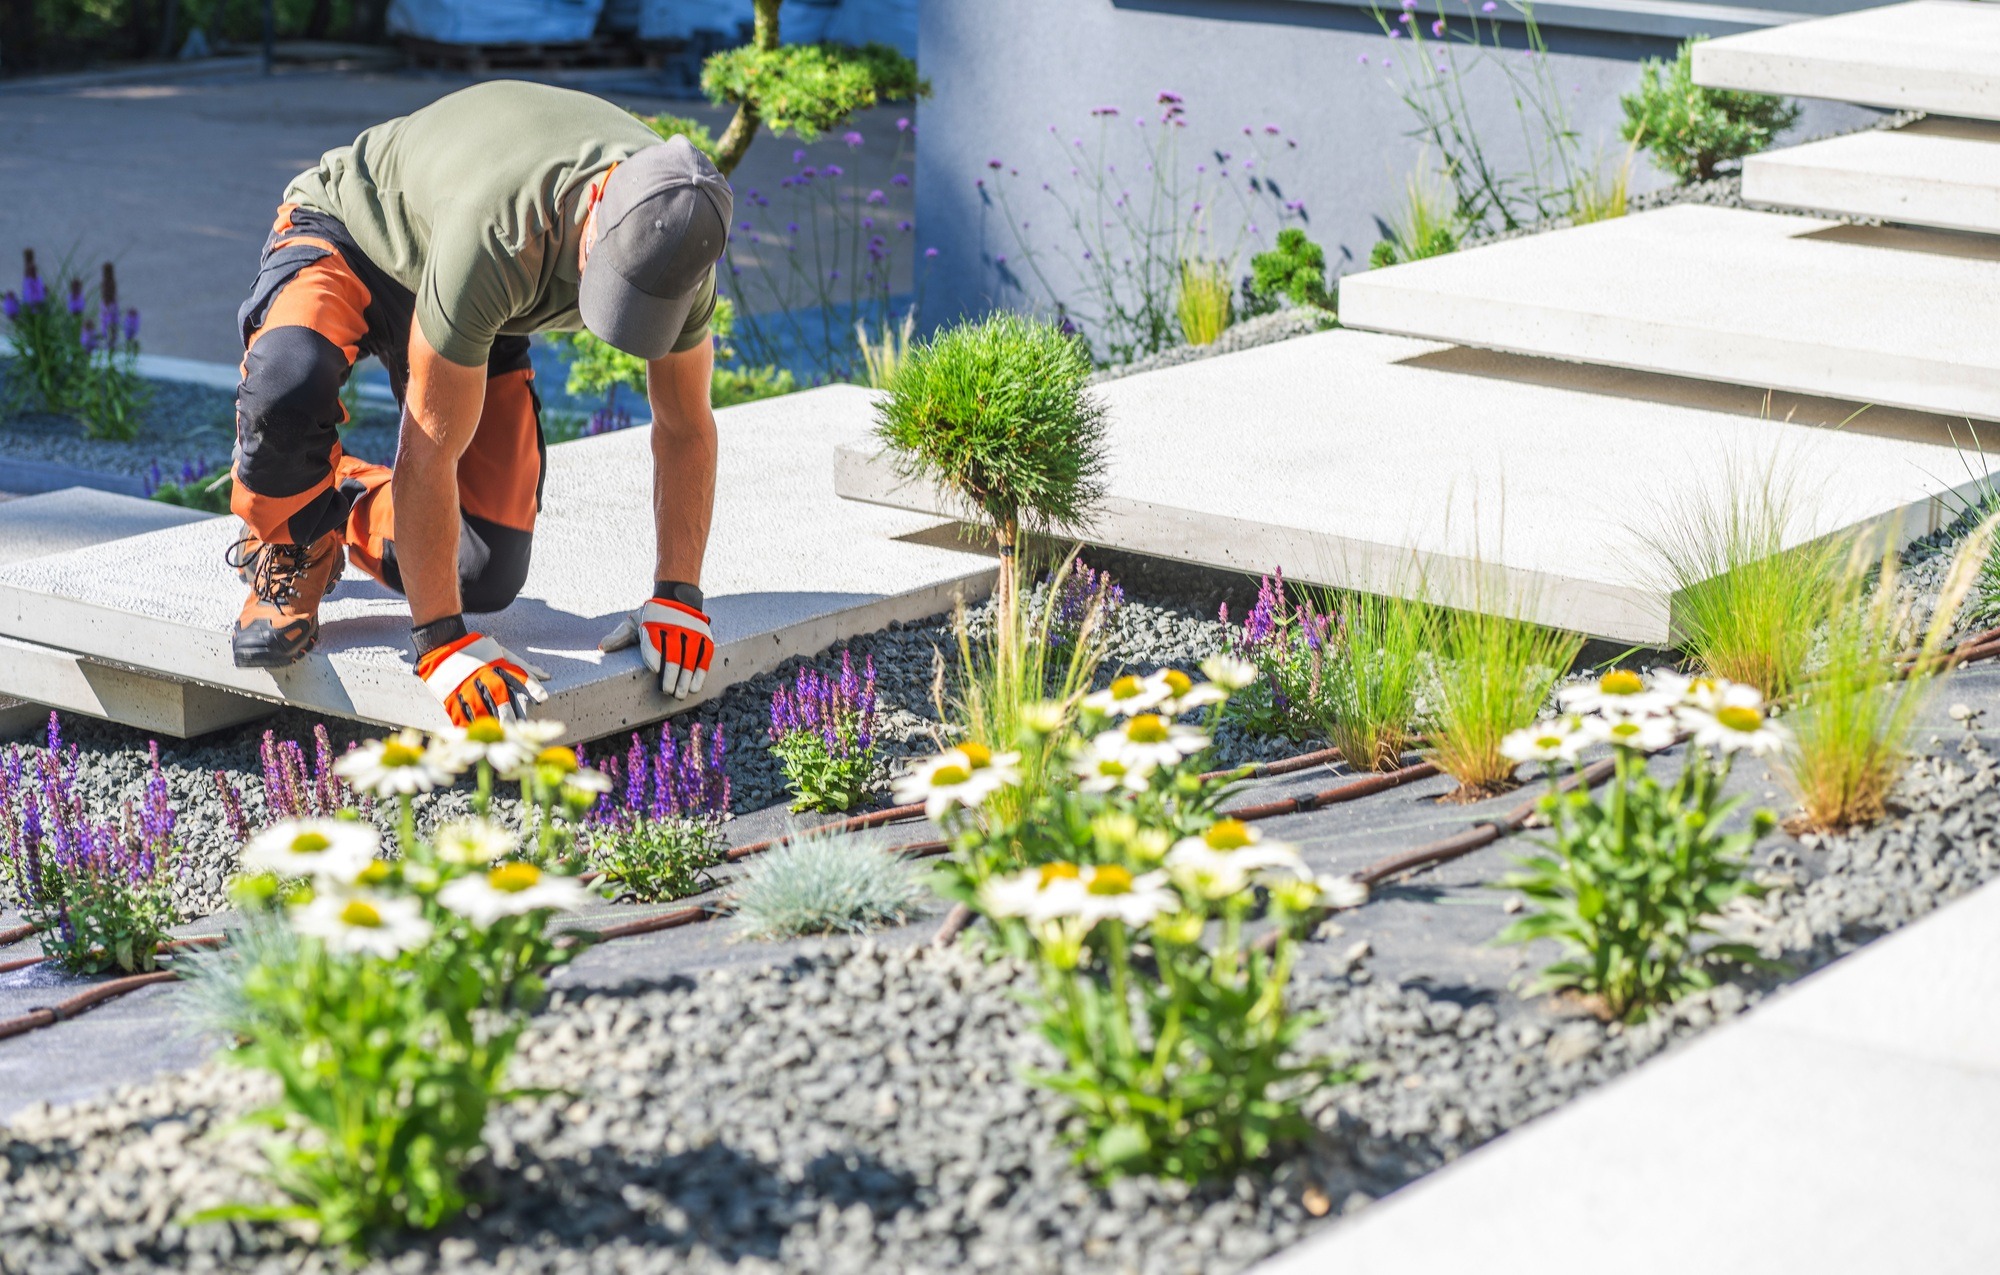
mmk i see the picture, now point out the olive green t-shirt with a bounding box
[285,80,716,368]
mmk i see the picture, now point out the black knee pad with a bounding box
[236,325,349,499]
[458,515,534,614]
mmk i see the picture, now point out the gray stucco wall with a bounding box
[913,0,1879,333]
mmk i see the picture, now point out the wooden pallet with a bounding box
[398,35,640,73]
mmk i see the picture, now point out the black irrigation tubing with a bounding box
[0,923,37,948]
[0,969,182,1043]
[1356,756,1620,889]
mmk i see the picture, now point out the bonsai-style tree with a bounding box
[1620,37,1800,184]
[873,313,1110,596]
[701,0,928,177]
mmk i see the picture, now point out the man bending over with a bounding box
[228,80,729,724]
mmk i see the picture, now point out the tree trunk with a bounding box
[710,0,781,177]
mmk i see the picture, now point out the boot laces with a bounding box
[248,541,315,607]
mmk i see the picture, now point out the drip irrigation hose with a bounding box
[0,923,37,948]
[1355,757,1619,888]
[0,970,180,1043]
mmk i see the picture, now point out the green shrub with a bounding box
[1175,258,1233,346]
[147,458,233,513]
[731,825,921,939]
[1249,228,1333,311]
[636,111,720,159]
[872,312,1109,559]
[1620,37,1800,183]
[1369,165,1462,268]
[585,815,724,903]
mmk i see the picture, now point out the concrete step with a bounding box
[835,328,1998,646]
[1693,0,2000,119]
[0,485,211,565]
[1745,117,2000,233]
[1337,204,2000,422]
[0,387,996,745]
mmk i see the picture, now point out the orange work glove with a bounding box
[414,619,550,725]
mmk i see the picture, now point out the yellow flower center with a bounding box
[1204,818,1255,851]
[535,745,578,774]
[1086,865,1134,895]
[381,740,424,768]
[1600,669,1645,697]
[1608,721,1640,739]
[466,718,506,744]
[356,861,390,886]
[1095,757,1127,776]
[958,742,992,769]
[1534,733,1564,749]
[1110,675,1145,700]
[1716,705,1763,733]
[1162,670,1192,696]
[289,830,331,855]
[1126,714,1169,744]
[339,899,383,928]
[488,862,542,893]
[1038,862,1082,887]
[931,765,972,787]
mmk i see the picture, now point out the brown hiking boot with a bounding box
[229,530,345,668]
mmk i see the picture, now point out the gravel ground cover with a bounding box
[3,692,1998,1272]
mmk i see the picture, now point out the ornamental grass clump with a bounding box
[196,720,595,1254]
[769,651,881,812]
[1312,584,1434,772]
[1781,526,1991,832]
[1425,574,1585,799]
[1645,460,1843,700]
[579,721,731,901]
[908,657,1358,1179]
[0,718,181,973]
[1498,669,1787,1021]
[731,824,922,939]
[1621,37,1800,183]
[1219,568,1332,739]
[1176,257,1233,346]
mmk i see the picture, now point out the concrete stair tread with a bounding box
[1337,204,2000,421]
[0,387,996,744]
[1745,117,2000,233]
[0,485,212,566]
[1693,0,2000,119]
[835,328,1998,646]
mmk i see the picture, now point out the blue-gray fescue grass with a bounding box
[178,907,301,1040]
[731,825,923,941]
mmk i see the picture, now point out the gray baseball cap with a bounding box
[579,134,733,360]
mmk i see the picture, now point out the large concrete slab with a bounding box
[1338,204,2000,422]
[836,328,1999,645]
[1693,1,2000,119]
[0,485,211,564]
[1255,876,2000,1275]
[0,388,995,744]
[1745,117,2000,234]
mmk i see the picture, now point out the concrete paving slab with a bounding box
[0,387,995,745]
[1693,0,2000,120]
[0,635,273,739]
[1337,204,2000,422]
[1744,117,2000,234]
[835,328,1998,644]
[1255,875,2000,1275]
[0,485,210,566]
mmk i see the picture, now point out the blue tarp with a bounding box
[388,0,608,44]
[637,0,916,56]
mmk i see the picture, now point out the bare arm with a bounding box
[646,340,717,587]
[396,325,488,627]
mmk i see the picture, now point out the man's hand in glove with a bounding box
[414,615,549,725]
[598,582,713,699]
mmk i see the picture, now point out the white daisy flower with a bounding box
[334,729,458,798]
[1583,711,1678,754]
[437,717,563,778]
[1500,716,1588,765]
[1090,713,1210,774]
[241,818,380,882]
[1199,653,1259,692]
[526,744,614,804]
[1081,673,1173,717]
[1071,748,1153,794]
[1166,819,1308,898]
[1648,669,1736,712]
[891,743,1023,819]
[292,889,432,958]
[1556,668,1676,718]
[437,861,590,926]
[1145,668,1226,715]
[981,861,1091,925]
[433,817,518,867]
[1318,874,1371,911]
[1678,684,1790,757]
[1071,864,1177,929]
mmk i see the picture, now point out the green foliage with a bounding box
[730,825,921,939]
[149,460,234,514]
[1568,146,1634,224]
[1645,460,1843,700]
[771,732,878,814]
[1368,163,1462,269]
[585,815,723,903]
[1620,37,1800,184]
[1249,229,1333,312]
[3,252,147,440]
[873,313,1110,554]
[635,111,721,160]
[1782,528,1989,832]
[1314,587,1434,773]
[19,857,179,975]
[1219,571,1330,741]
[1426,576,1584,798]
[702,41,926,142]
[855,310,917,390]
[552,293,795,413]
[713,361,799,408]
[926,668,1350,1180]
[1175,258,1233,347]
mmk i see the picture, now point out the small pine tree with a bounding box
[1620,37,1800,184]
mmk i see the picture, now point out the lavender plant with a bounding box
[769,651,881,812]
[979,95,1309,365]
[0,716,180,973]
[582,722,732,902]
[1,254,145,439]
[1045,557,1125,654]
[213,725,372,851]
[1218,569,1331,739]
[145,456,233,513]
